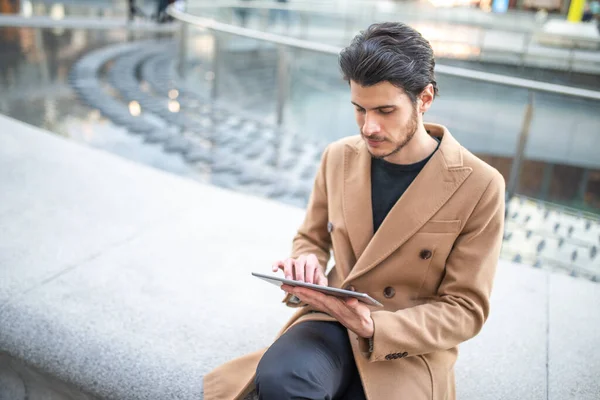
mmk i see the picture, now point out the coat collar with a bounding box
[340,123,472,284]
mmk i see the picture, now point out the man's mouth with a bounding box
[365,137,385,147]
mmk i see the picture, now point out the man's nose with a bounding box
[362,114,380,136]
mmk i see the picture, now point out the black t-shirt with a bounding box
[371,139,440,233]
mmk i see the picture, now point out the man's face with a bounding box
[350,80,421,160]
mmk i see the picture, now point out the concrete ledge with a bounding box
[0,114,299,399]
[0,353,96,400]
[1,115,599,399]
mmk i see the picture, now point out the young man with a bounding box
[204,22,505,400]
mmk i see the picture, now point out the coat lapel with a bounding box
[342,125,473,284]
[342,138,374,263]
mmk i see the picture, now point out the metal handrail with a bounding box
[170,7,341,55]
[434,65,600,100]
[167,6,600,101]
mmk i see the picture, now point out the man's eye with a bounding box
[355,108,366,113]
[379,109,394,115]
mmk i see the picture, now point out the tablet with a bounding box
[252,272,383,307]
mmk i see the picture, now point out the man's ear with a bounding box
[418,84,435,113]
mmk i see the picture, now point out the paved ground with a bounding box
[1,113,599,399]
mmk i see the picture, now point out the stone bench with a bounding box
[1,115,599,399]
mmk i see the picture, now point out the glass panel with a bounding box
[526,92,600,169]
[180,28,326,207]
[182,29,279,121]
[181,26,215,96]
[285,47,353,145]
[428,74,530,158]
[215,32,278,121]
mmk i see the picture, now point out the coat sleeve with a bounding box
[281,145,333,307]
[359,172,505,360]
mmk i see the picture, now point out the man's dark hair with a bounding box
[339,22,438,104]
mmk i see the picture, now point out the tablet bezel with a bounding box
[252,272,383,307]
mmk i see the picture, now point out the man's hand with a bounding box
[272,254,327,286]
[281,285,375,339]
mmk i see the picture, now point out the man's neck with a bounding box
[383,126,439,165]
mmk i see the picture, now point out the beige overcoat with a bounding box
[204,123,506,400]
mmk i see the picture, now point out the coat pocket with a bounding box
[418,220,461,234]
[412,232,459,297]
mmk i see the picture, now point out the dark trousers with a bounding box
[255,321,367,400]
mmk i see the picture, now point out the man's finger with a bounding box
[283,258,294,279]
[310,289,342,313]
[316,272,328,286]
[304,294,331,314]
[293,290,317,309]
[305,264,316,285]
[306,255,322,285]
[272,261,283,273]
[294,257,306,282]
[294,287,323,305]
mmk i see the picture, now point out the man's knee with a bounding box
[254,358,285,395]
[254,322,352,399]
[255,353,279,389]
[255,354,329,399]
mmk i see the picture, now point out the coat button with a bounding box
[345,285,356,292]
[420,249,433,260]
[383,286,395,298]
[327,222,334,233]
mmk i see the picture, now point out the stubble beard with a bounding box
[365,108,420,160]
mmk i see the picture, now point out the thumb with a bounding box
[345,297,359,308]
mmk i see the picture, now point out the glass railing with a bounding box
[168,3,600,281]
[183,1,600,73]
